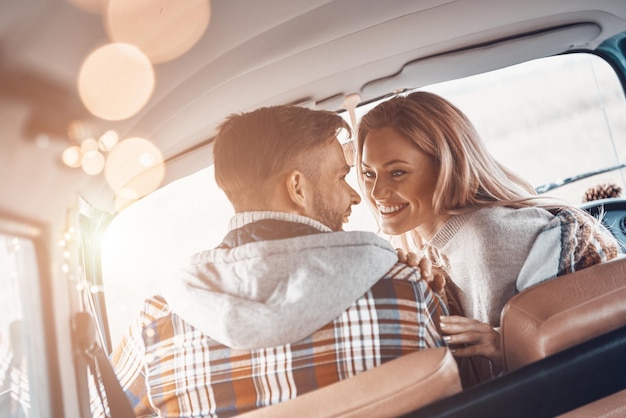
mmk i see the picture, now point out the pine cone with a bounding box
[582,183,622,202]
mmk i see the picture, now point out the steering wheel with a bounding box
[580,197,626,252]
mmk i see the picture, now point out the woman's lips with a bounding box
[377,203,409,216]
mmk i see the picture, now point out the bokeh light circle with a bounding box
[78,43,155,121]
[99,130,119,151]
[67,120,92,142]
[81,150,105,175]
[62,146,82,168]
[81,137,99,153]
[106,0,211,64]
[105,137,165,201]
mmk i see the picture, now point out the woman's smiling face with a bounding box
[360,126,442,238]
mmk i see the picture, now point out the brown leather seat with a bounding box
[500,256,626,415]
[501,256,626,373]
[239,347,461,418]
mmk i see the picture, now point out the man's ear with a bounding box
[285,170,308,210]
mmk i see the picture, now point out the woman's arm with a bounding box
[517,207,619,291]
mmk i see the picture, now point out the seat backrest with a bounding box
[239,347,461,418]
[500,256,626,373]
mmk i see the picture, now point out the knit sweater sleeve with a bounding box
[516,208,620,291]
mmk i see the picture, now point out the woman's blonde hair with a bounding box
[356,91,566,254]
[357,91,545,216]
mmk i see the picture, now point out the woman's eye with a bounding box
[391,170,406,177]
[362,170,375,179]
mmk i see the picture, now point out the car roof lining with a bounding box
[361,22,602,99]
[26,0,625,215]
[143,22,608,196]
[128,14,617,161]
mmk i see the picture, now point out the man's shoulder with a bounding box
[370,262,434,300]
[367,262,447,317]
[380,261,421,282]
[128,295,196,343]
[137,294,174,323]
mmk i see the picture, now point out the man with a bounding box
[106,105,447,417]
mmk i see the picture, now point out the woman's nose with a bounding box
[370,177,389,200]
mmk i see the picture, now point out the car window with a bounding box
[101,167,233,346]
[0,234,30,416]
[420,53,626,205]
[342,52,626,232]
[0,232,49,417]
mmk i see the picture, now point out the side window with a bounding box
[0,234,30,416]
[421,53,626,205]
[101,167,234,346]
[0,227,57,417]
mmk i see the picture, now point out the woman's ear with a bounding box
[285,170,308,210]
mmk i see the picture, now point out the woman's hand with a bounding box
[396,249,447,299]
[440,315,502,372]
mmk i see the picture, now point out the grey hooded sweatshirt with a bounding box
[162,212,400,350]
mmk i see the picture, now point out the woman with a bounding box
[356,91,620,385]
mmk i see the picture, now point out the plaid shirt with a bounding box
[100,262,446,417]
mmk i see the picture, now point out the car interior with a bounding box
[1,0,626,416]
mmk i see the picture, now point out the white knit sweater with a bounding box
[429,206,618,326]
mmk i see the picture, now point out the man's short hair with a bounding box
[214,105,350,209]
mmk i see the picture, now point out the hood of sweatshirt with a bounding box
[162,230,399,350]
